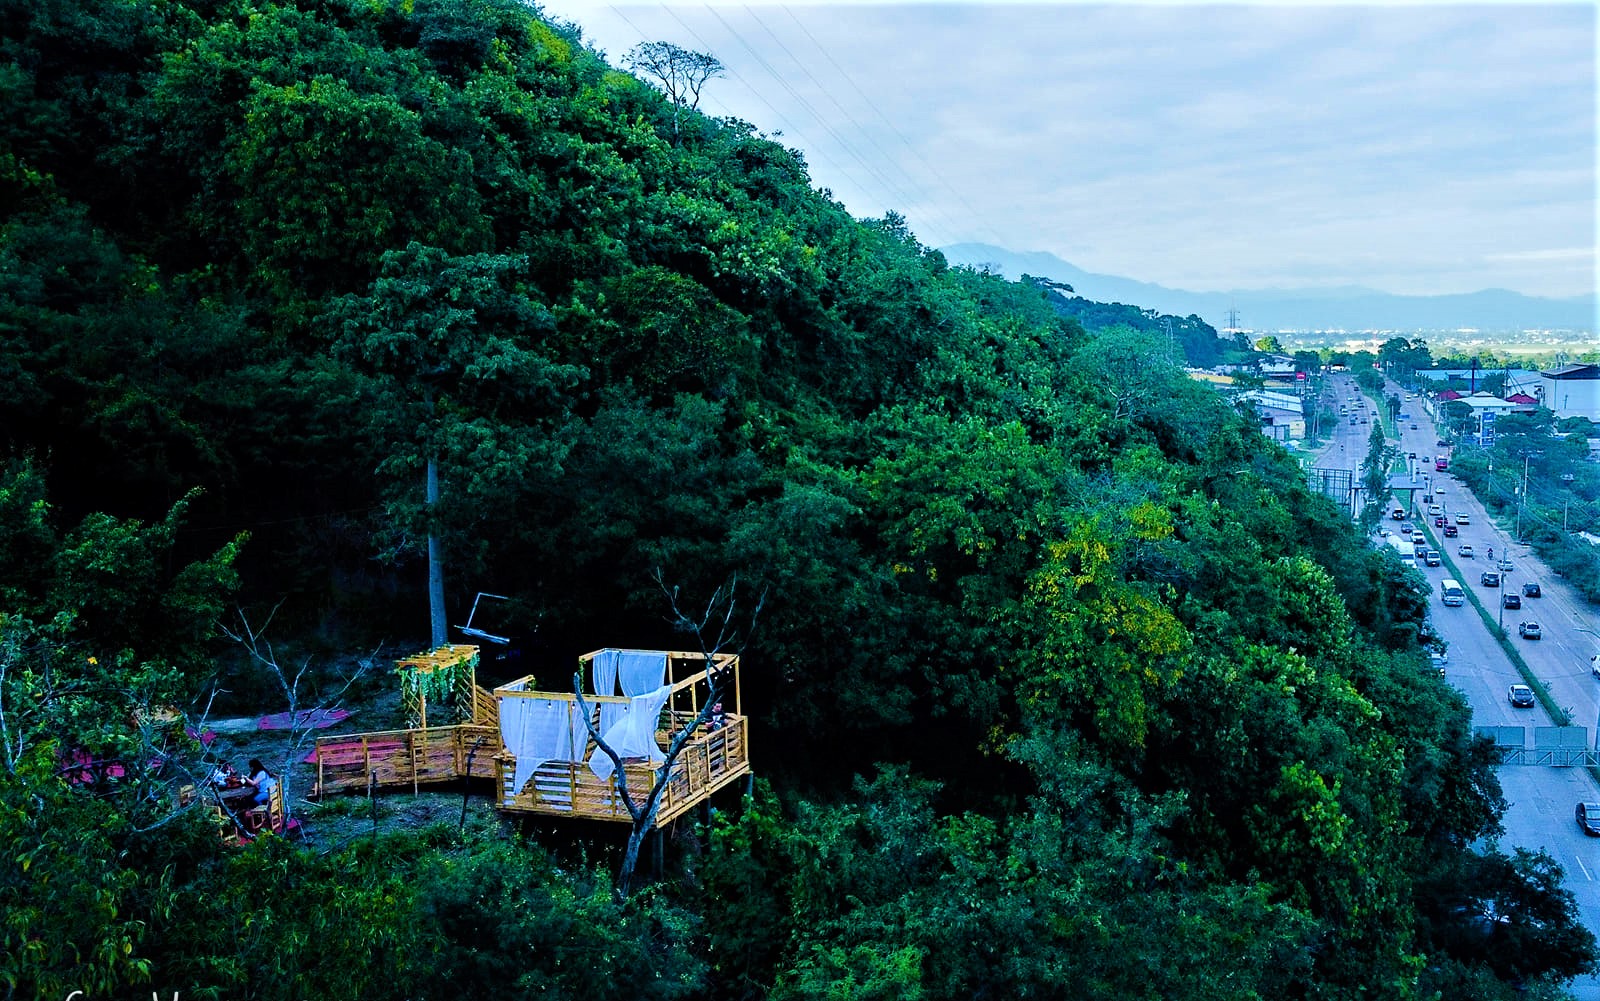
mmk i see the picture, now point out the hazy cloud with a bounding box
[540,2,1596,298]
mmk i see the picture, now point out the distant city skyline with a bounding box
[539,2,1597,301]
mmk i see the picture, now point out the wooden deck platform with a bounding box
[493,649,750,826]
[495,713,749,825]
[307,645,750,830]
[311,723,500,796]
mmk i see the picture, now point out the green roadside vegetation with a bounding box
[1,2,1595,999]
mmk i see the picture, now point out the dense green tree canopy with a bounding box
[0,0,1591,997]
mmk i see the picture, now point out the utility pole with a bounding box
[1517,453,1530,542]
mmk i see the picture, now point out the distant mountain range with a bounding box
[939,243,1597,334]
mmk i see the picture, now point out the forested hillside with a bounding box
[1,1,1593,998]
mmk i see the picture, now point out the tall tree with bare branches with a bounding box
[625,41,723,144]
[221,605,379,822]
[576,574,762,895]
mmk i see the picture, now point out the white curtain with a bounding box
[588,685,672,782]
[500,694,587,802]
[592,650,624,733]
[591,650,666,731]
[618,651,668,695]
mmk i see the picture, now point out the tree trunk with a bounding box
[426,457,447,649]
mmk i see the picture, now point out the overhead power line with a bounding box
[773,4,1010,248]
[605,4,1009,252]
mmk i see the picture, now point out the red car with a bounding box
[1434,516,1446,527]
[1443,524,1459,537]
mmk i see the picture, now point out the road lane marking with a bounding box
[1577,854,1593,882]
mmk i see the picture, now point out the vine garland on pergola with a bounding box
[397,644,479,729]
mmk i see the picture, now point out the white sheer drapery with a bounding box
[499,680,588,804]
[590,650,667,733]
[588,685,672,782]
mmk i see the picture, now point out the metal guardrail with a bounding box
[1496,747,1600,768]
[1476,725,1597,766]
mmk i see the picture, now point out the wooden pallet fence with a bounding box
[471,683,499,727]
[313,722,500,796]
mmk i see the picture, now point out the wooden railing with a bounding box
[471,684,499,727]
[312,723,500,796]
[496,716,749,826]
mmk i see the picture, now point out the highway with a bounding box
[1312,372,1600,997]
[1380,377,1600,999]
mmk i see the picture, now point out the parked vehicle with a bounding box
[1518,621,1542,640]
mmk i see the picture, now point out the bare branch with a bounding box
[595,574,765,894]
[624,40,723,142]
[221,606,381,828]
[572,673,644,826]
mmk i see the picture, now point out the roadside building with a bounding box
[1540,363,1600,423]
[1234,389,1306,441]
[1506,392,1540,415]
[1449,392,1518,446]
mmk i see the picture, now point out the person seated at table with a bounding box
[203,753,235,787]
[245,759,278,806]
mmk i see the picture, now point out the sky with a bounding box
[534,2,1597,301]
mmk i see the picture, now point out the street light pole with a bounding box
[1578,626,1600,751]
